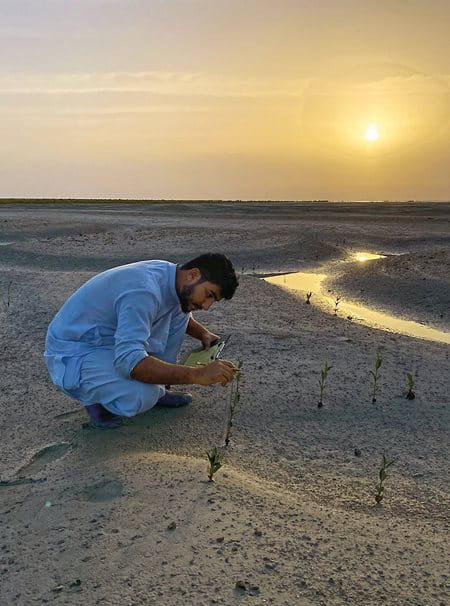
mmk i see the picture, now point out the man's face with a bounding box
[178,279,222,313]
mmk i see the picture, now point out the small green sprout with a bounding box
[406,372,415,400]
[305,292,312,304]
[3,280,13,311]
[370,352,383,403]
[334,296,341,315]
[206,447,224,482]
[224,360,243,446]
[318,362,333,408]
[7,281,12,308]
[374,454,394,504]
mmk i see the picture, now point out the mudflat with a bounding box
[1,201,449,606]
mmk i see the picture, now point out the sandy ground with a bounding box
[0,201,449,606]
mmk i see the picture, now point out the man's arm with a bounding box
[186,316,209,340]
[186,316,219,349]
[131,356,197,385]
[131,355,238,386]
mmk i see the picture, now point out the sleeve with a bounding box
[113,289,160,378]
[170,309,192,333]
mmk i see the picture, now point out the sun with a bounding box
[364,123,379,141]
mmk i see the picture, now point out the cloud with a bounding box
[303,71,450,97]
[354,73,450,95]
[0,71,309,98]
[0,105,216,116]
[5,67,446,101]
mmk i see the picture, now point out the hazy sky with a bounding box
[1,0,449,200]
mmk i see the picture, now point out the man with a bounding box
[45,253,239,429]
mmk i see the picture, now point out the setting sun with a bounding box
[364,123,380,141]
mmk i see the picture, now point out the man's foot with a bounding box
[85,403,124,429]
[155,391,193,408]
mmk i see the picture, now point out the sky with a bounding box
[0,0,449,200]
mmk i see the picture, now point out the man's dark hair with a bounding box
[180,253,238,299]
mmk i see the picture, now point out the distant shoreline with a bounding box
[0,198,449,205]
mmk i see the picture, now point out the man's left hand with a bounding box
[201,330,220,350]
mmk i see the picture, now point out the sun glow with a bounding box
[364,123,379,141]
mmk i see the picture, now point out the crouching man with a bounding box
[44,253,239,428]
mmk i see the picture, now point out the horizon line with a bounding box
[1,197,449,204]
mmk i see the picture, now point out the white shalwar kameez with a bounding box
[44,260,190,417]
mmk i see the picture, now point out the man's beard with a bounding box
[178,283,200,313]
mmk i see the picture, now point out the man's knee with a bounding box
[104,381,164,417]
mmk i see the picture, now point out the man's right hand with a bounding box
[194,359,240,386]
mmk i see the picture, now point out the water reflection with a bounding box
[354,252,386,262]
[264,267,450,345]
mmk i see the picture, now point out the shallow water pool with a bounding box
[264,253,450,345]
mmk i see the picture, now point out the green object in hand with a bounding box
[183,342,223,367]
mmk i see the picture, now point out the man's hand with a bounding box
[186,317,220,350]
[200,330,220,350]
[195,359,239,386]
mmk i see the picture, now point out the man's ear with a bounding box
[187,267,201,283]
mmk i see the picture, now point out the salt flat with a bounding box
[1,201,449,606]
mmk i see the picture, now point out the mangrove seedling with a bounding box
[3,280,13,311]
[318,362,333,408]
[305,292,312,304]
[206,447,224,482]
[406,372,416,400]
[374,454,394,504]
[7,281,13,308]
[370,352,383,403]
[224,360,243,446]
[334,296,341,315]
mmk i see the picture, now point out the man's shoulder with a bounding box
[130,259,175,282]
[124,259,172,271]
[110,259,173,278]
[142,259,174,271]
[113,260,176,295]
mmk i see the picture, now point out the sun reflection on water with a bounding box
[264,257,449,344]
[354,252,386,262]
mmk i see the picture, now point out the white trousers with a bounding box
[74,316,189,417]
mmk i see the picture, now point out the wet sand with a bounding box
[1,201,449,605]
